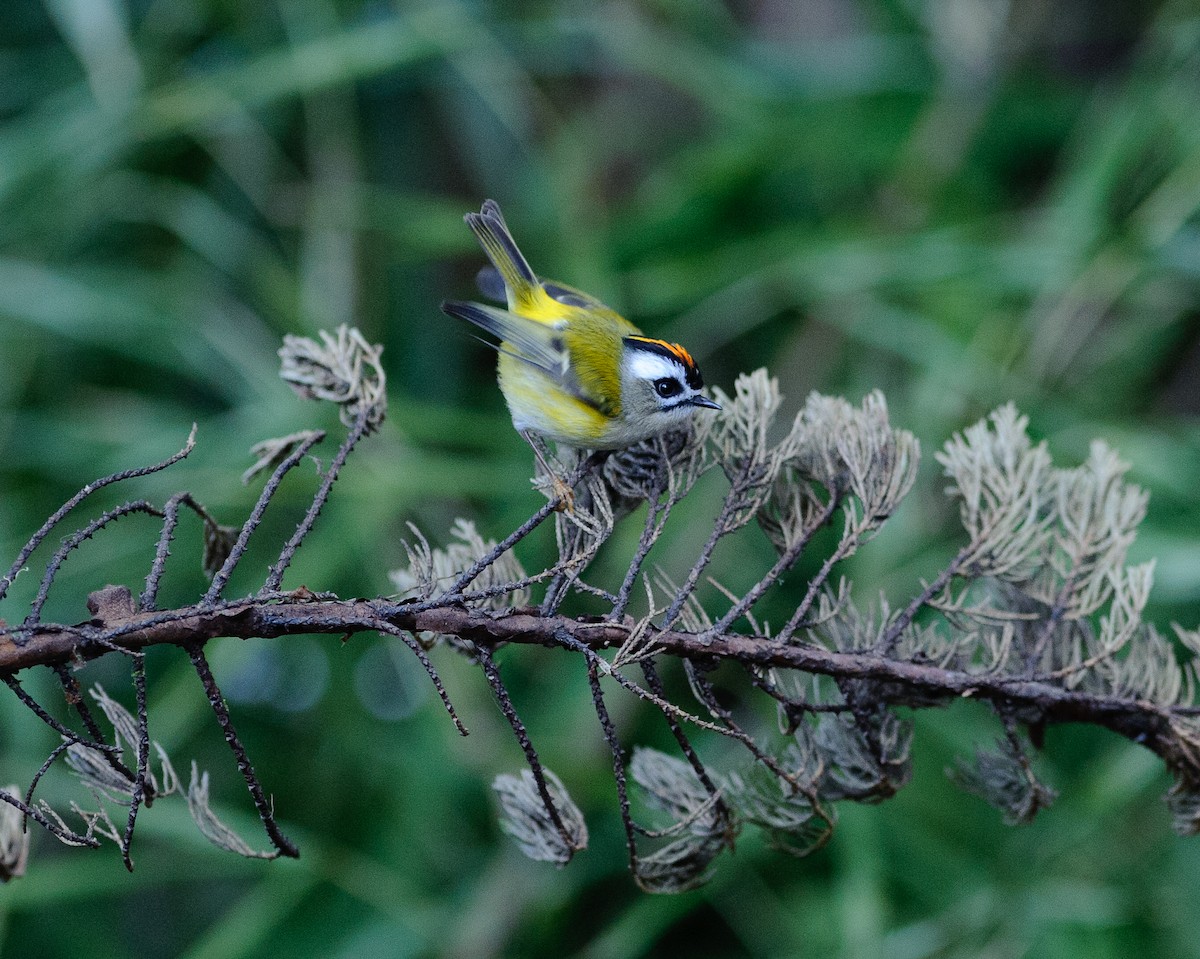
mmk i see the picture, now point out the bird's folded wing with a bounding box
[442,300,568,378]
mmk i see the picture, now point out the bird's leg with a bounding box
[520,430,575,512]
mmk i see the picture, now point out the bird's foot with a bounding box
[549,475,575,513]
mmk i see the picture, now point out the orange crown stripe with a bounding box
[627,336,697,371]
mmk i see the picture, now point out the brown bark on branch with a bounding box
[3,588,1192,783]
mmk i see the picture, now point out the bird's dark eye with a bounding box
[654,378,683,399]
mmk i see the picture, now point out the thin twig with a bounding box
[142,492,220,611]
[612,487,665,621]
[450,503,558,597]
[54,664,137,784]
[610,437,709,622]
[475,646,575,853]
[639,659,728,818]
[0,787,100,848]
[372,621,468,735]
[540,449,625,615]
[875,542,974,656]
[0,426,196,603]
[660,456,760,630]
[122,654,151,871]
[23,740,74,819]
[588,658,639,875]
[1023,568,1083,675]
[450,456,597,599]
[551,628,768,746]
[2,674,120,753]
[777,523,859,643]
[23,501,163,628]
[263,412,369,593]
[717,490,843,636]
[203,430,326,605]
[187,645,298,858]
[682,659,818,796]
[747,669,853,721]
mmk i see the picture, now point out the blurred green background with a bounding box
[3,0,1200,956]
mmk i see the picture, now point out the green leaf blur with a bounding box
[2,0,1199,956]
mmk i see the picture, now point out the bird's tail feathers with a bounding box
[465,200,538,310]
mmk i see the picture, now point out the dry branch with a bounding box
[3,333,1198,890]
[1,593,1194,783]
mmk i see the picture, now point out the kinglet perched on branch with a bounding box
[442,200,720,501]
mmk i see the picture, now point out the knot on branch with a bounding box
[87,586,137,625]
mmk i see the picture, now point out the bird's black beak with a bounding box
[689,395,722,410]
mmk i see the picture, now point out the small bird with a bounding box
[442,200,720,503]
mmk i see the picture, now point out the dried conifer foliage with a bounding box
[2,326,1197,891]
